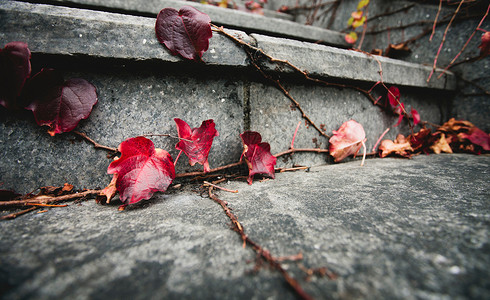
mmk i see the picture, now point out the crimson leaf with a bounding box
[411,108,420,126]
[108,136,175,206]
[0,42,31,109]
[155,6,212,60]
[479,31,490,57]
[329,120,367,164]
[459,127,490,151]
[387,86,400,109]
[24,69,97,136]
[240,131,277,185]
[175,118,219,172]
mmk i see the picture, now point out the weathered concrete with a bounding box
[0,0,251,67]
[0,1,455,90]
[41,0,348,46]
[249,81,448,168]
[0,0,454,193]
[251,33,456,90]
[1,154,489,299]
[0,69,245,193]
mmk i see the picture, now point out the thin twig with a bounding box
[277,166,310,173]
[0,207,38,220]
[427,0,466,82]
[203,181,238,193]
[175,160,244,178]
[438,3,489,77]
[73,131,118,153]
[0,189,100,206]
[212,24,336,139]
[207,186,313,300]
[357,3,370,50]
[372,127,390,152]
[274,148,330,158]
[367,3,416,23]
[430,0,444,41]
[27,203,68,207]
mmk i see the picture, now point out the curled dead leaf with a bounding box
[430,133,453,154]
[379,134,413,158]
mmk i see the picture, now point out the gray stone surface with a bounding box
[0,0,455,90]
[1,154,489,299]
[0,0,251,67]
[44,0,348,46]
[0,71,245,193]
[249,81,448,168]
[251,33,456,90]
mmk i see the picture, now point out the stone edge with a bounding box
[0,0,455,90]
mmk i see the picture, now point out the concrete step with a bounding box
[0,1,455,193]
[1,154,489,299]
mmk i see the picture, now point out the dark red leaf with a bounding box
[408,128,432,152]
[387,86,400,109]
[175,118,219,172]
[108,136,175,205]
[459,127,490,151]
[155,6,212,60]
[0,42,31,109]
[479,31,490,57]
[240,131,277,185]
[24,69,97,136]
[329,120,366,163]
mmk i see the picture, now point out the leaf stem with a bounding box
[372,127,390,152]
[291,121,302,149]
[73,131,118,153]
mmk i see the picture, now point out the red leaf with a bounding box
[108,136,175,205]
[479,31,490,57]
[329,120,366,163]
[0,42,31,109]
[459,127,490,151]
[240,131,277,185]
[155,6,212,60]
[24,69,97,136]
[387,86,400,109]
[174,118,219,172]
[409,128,432,152]
[411,108,420,126]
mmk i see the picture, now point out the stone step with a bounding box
[1,154,489,299]
[29,0,347,46]
[0,1,454,193]
[0,1,455,89]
